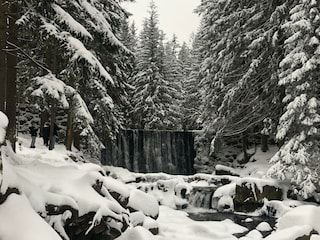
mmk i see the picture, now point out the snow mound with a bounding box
[127,189,159,219]
[265,205,320,240]
[0,193,62,240]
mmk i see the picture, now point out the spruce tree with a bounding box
[268,0,320,198]
[16,0,131,155]
[197,0,287,153]
[181,33,203,130]
[130,1,182,130]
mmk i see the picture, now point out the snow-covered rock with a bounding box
[0,193,63,240]
[265,205,320,240]
[127,189,159,219]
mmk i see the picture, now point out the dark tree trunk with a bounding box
[73,131,80,151]
[49,106,56,150]
[65,112,73,151]
[40,111,50,138]
[0,0,7,113]
[261,134,269,152]
[6,0,18,150]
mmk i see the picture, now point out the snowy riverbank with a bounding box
[0,134,320,240]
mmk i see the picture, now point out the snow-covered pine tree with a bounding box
[16,0,131,155]
[130,1,182,130]
[178,42,192,78]
[180,33,203,130]
[162,35,184,129]
[197,0,287,155]
[268,0,320,198]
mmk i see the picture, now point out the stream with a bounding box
[187,210,277,238]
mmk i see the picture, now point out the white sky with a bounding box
[122,0,201,45]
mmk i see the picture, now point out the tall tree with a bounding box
[0,0,7,113]
[130,1,180,130]
[16,0,132,155]
[197,0,287,154]
[180,33,203,130]
[0,0,18,149]
[162,35,183,129]
[268,0,320,198]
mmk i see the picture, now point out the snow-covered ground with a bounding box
[0,133,320,240]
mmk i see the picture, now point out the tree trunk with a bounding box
[261,134,269,152]
[242,132,249,164]
[65,111,73,151]
[40,111,49,138]
[6,0,18,150]
[0,0,7,113]
[73,131,80,151]
[49,106,56,150]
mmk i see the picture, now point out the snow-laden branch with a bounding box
[39,17,114,86]
[52,3,93,40]
[27,73,70,109]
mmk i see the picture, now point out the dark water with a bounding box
[187,211,276,238]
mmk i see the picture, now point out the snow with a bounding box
[277,205,320,233]
[244,229,263,239]
[256,222,272,232]
[0,111,8,143]
[0,194,63,240]
[1,134,320,240]
[116,226,156,240]
[127,189,159,219]
[52,3,93,39]
[65,35,114,85]
[28,73,70,109]
[155,206,246,240]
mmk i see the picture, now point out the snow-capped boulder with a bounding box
[234,178,283,212]
[127,189,159,220]
[129,211,159,235]
[265,205,320,240]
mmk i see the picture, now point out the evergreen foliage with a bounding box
[15,0,133,155]
[129,1,183,130]
[180,34,203,130]
[268,0,320,198]
[197,0,320,197]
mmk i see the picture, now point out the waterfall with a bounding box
[102,129,196,175]
[188,186,218,209]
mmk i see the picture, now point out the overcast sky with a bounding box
[122,0,201,45]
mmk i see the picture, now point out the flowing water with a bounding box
[187,185,276,238]
[187,211,276,238]
[102,129,196,174]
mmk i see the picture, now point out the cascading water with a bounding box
[102,129,196,175]
[188,186,218,209]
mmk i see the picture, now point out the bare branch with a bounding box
[6,41,51,74]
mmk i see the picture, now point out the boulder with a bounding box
[127,189,159,220]
[234,180,283,212]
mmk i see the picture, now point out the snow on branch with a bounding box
[39,18,114,85]
[27,73,70,109]
[63,35,114,85]
[52,3,93,40]
[79,0,126,49]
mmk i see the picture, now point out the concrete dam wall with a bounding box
[101,129,196,175]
